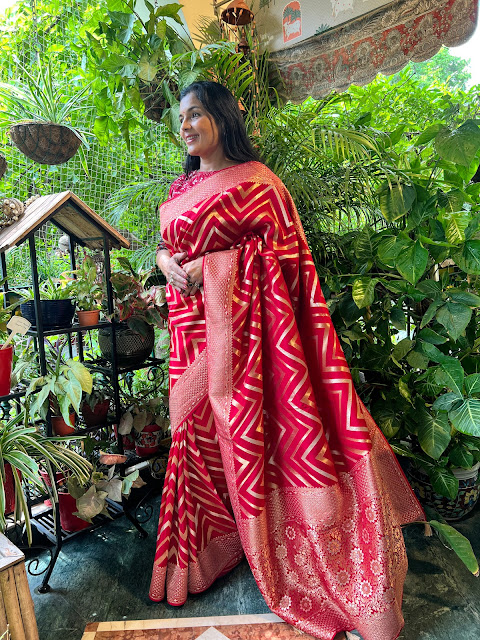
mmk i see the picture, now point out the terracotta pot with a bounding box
[0,344,13,396]
[58,492,90,533]
[9,122,81,165]
[40,469,66,507]
[51,414,76,436]
[408,462,480,520]
[39,469,66,488]
[81,399,110,427]
[77,309,100,327]
[135,423,163,457]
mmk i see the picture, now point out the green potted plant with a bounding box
[118,394,169,457]
[68,256,103,327]
[19,276,76,330]
[81,375,113,428]
[64,462,145,532]
[99,257,167,367]
[0,57,91,165]
[0,412,92,544]
[84,2,239,141]
[320,117,480,520]
[25,342,93,436]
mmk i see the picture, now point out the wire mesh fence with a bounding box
[0,0,183,274]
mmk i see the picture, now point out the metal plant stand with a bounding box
[0,191,164,592]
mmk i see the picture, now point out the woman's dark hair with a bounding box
[179,81,259,175]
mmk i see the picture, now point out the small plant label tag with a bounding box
[2,316,32,349]
[7,316,31,336]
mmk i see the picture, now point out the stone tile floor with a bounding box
[24,495,480,640]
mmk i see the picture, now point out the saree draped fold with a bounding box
[150,162,423,640]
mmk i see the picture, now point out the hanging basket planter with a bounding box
[138,79,178,124]
[0,154,6,179]
[9,121,82,165]
[139,81,167,123]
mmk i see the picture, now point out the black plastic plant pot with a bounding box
[98,322,154,367]
[20,299,75,330]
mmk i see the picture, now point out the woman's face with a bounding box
[179,92,221,160]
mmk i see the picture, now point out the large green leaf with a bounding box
[453,240,480,275]
[442,211,470,244]
[374,405,402,438]
[415,123,447,145]
[417,340,448,364]
[436,302,472,341]
[420,299,444,328]
[352,277,379,308]
[138,51,159,82]
[378,182,416,222]
[101,53,137,77]
[361,344,390,371]
[416,280,442,298]
[447,289,480,306]
[390,306,406,330]
[338,293,363,327]
[465,374,480,397]
[155,19,167,39]
[449,399,480,436]
[441,189,469,214]
[417,411,451,459]
[435,120,480,167]
[406,350,430,370]
[417,328,447,345]
[107,11,135,44]
[353,225,376,261]
[64,373,83,413]
[429,467,459,499]
[435,359,465,395]
[392,337,413,362]
[377,235,410,266]
[429,520,479,575]
[155,2,183,23]
[93,116,117,146]
[432,392,463,412]
[448,445,474,469]
[395,240,428,285]
[67,360,93,394]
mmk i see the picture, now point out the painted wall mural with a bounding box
[253,0,478,100]
[283,1,302,43]
[255,0,394,52]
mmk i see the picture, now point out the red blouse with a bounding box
[157,169,233,252]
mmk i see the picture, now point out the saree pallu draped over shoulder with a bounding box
[150,161,423,640]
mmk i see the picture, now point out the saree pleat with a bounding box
[150,396,244,605]
[150,162,424,640]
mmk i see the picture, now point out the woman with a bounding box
[152,81,423,640]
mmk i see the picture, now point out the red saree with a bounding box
[150,161,424,640]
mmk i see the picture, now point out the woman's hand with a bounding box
[157,250,189,293]
[182,257,204,296]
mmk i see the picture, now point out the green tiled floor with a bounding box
[25,495,480,640]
